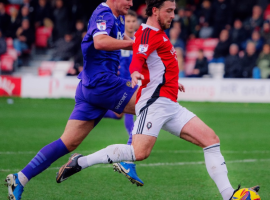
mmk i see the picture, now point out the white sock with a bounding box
[203,143,234,200]
[18,171,29,187]
[78,144,136,169]
[221,187,235,200]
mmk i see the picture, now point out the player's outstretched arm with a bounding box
[178,82,185,92]
[131,71,144,88]
[94,34,133,51]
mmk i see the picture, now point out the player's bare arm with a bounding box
[94,34,133,51]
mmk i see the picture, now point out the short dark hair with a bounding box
[127,10,137,18]
[145,0,175,17]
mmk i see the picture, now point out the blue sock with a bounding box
[103,110,121,120]
[124,114,134,145]
[21,139,69,180]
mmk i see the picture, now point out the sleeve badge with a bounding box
[138,44,149,53]
[96,20,106,31]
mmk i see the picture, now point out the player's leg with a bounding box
[56,74,143,184]
[57,129,157,186]
[124,114,134,145]
[162,103,234,200]
[56,99,166,186]
[112,113,134,174]
[6,120,94,200]
[180,117,234,200]
[100,76,141,184]
[103,110,124,119]
[112,113,137,184]
[5,81,103,200]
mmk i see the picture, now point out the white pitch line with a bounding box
[1,159,270,172]
[0,150,269,155]
[152,150,270,154]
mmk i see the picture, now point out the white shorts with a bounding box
[132,97,196,138]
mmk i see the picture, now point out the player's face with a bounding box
[115,0,133,16]
[125,15,137,34]
[157,1,176,30]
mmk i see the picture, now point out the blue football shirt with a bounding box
[78,3,125,87]
[119,49,133,80]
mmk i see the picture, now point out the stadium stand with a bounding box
[0,0,269,79]
[185,38,218,75]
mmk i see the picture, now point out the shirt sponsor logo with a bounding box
[97,21,106,30]
[138,44,149,53]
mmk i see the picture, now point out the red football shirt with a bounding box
[130,24,179,105]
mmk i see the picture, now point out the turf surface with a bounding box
[0,98,269,199]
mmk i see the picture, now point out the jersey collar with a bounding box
[102,2,117,19]
[101,2,109,7]
[141,23,159,31]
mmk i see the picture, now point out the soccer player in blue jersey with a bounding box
[5,1,144,199]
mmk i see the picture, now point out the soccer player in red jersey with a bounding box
[57,1,259,199]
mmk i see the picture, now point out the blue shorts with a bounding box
[69,73,137,124]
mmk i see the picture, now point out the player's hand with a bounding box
[178,83,185,92]
[131,71,144,88]
[123,34,134,42]
[122,34,134,50]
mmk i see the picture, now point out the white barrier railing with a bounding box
[1,76,270,103]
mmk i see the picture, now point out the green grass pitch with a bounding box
[0,97,269,199]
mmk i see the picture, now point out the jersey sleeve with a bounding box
[89,11,114,38]
[129,31,162,74]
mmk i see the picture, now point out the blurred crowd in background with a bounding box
[0,0,270,79]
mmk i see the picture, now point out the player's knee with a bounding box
[135,151,150,161]
[65,141,81,152]
[208,129,220,145]
[213,134,220,144]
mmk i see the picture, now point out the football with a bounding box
[232,188,261,200]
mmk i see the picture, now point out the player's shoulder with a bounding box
[91,3,114,21]
[135,24,163,42]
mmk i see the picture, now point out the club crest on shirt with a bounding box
[146,122,152,130]
[138,44,149,53]
[126,81,131,87]
[97,20,106,31]
[120,16,124,24]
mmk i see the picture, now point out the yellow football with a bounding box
[232,188,261,200]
